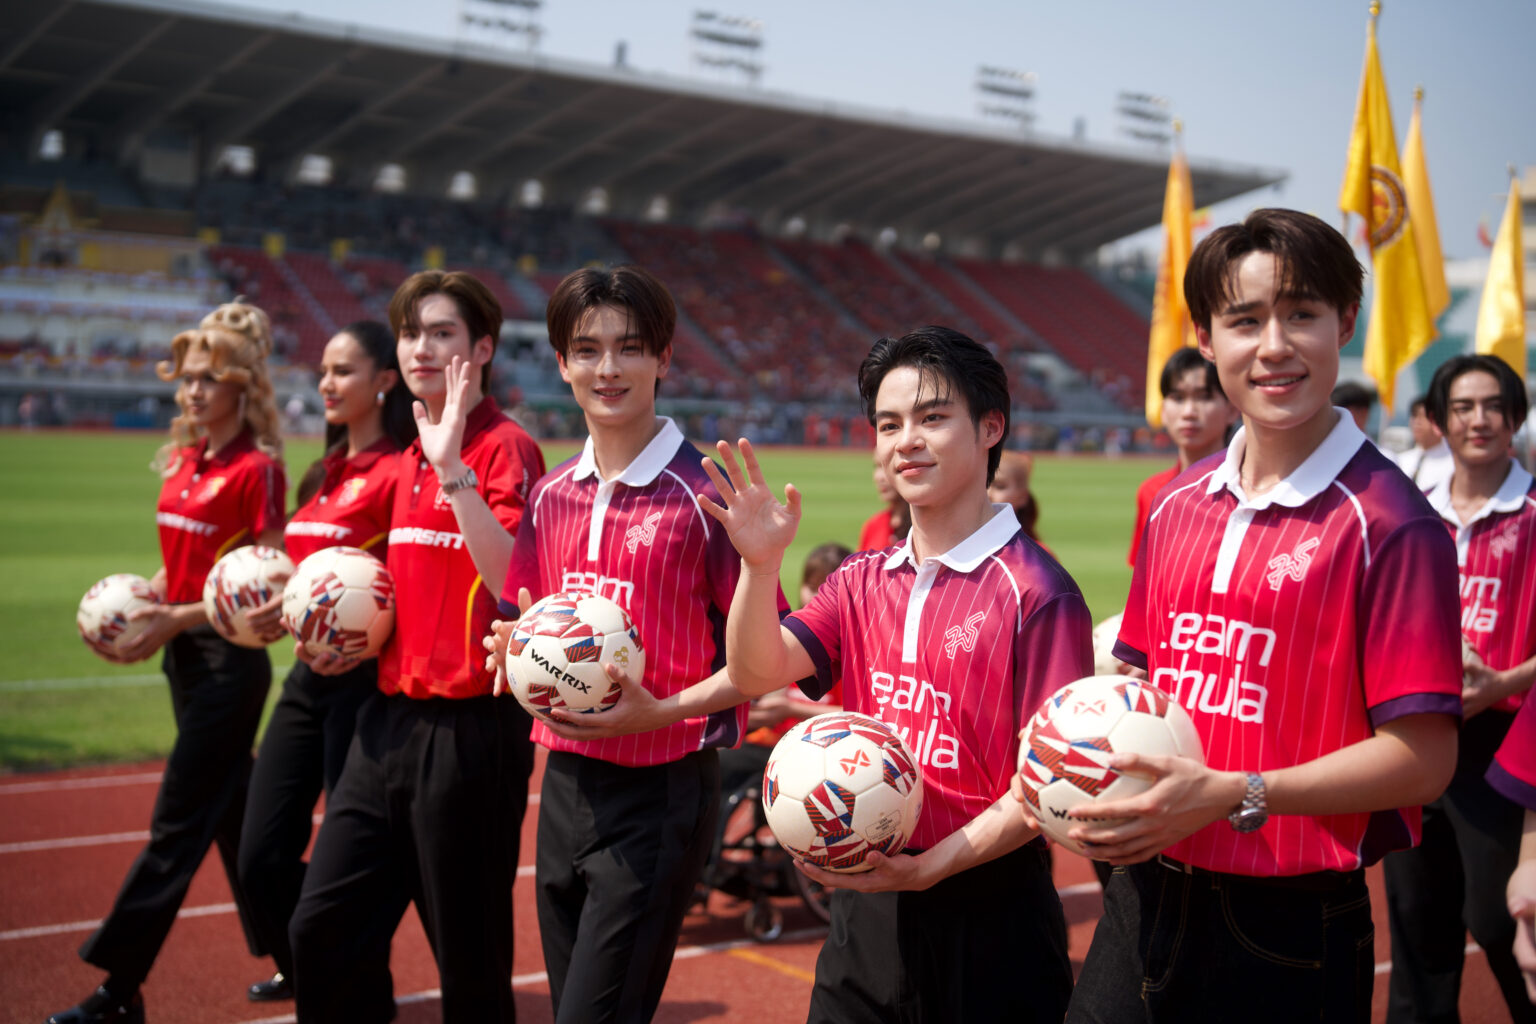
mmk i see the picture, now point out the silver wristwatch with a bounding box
[1229,772,1268,833]
[439,467,479,496]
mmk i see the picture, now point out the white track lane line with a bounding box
[0,666,296,693]
[0,772,164,795]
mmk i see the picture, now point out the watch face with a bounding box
[1232,808,1267,833]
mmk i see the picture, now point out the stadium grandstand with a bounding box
[0,0,1283,445]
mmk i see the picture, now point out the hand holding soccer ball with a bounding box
[202,545,294,648]
[498,592,645,722]
[77,573,159,663]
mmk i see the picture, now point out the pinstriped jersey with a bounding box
[503,418,763,767]
[283,438,399,564]
[1116,414,1462,876]
[787,505,1094,851]
[157,429,286,604]
[1426,462,1536,713]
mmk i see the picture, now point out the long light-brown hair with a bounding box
[152,299,283,477]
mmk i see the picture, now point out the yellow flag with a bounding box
[1337,7,1434,412]
[1403,89,1448,320]
[1475,177,1526,379]
[1146,135,1193,428]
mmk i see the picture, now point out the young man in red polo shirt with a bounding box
[1385,353,1536,1023]
[288,271,543,1024]
[1060,209,1462,1023]
[1127,347,1237,567]
[489,265,784,1024]
[562,325,1092,1021]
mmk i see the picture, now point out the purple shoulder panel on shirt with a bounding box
[1367,691,1461,728]
[784,616,836,701]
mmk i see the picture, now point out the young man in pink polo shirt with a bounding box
[559,325,1093,1021]
[492,265,786,1024]
[1386,353,1536,1023]
[1061,209,1462,1023]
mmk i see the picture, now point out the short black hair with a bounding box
[1408,395,1428,417]
[858,326,1010,484]
[1159,347,1225,400]
[1424,354,1529,432]
[1330,381,1377,412]
[546,264,676,359]
[1185,208,1363,332]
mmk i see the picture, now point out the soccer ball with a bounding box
[78,573,158,661]
[1092,612,1124,676]
[1016,675,1204,857]
[762,711,924,874]
[282,547,395,660]
[503,592,644,721]
[202,545,295,648]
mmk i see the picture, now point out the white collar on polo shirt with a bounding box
[882,503,1021,573]
[1206,407,1367,509]
[571,417,684,486]
[1425,459,1534,529]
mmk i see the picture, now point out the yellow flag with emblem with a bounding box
[1145,130,1193,428]
[1475,175,1526,380]
[1338,3,1434,413]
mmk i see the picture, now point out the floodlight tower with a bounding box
[690,10,765,86]
[975,66,1037,130]
[459,0,544,50]
[1115,91,1173,145]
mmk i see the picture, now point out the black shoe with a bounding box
[247,972,293,1002]
[44,986,144,1024]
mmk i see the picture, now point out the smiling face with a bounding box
[1442,369,1515,470]
[557,304,671,433]
[1197,250,1357,446]
[319,331,396,430]
[396,293,491,406]
[874,365,1002,510]
[178,346,243,433]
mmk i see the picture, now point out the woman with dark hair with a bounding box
[49,301,287,1024]
[237,321,415,1003]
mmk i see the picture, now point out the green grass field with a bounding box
[0,431,1153,770]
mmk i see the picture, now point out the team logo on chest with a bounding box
[197,476,227,502]
[942,611,985,658]
[337,477,367,506]
[1265,537,1320,591]
[624,511,664,554]
[1489,520,1520,561]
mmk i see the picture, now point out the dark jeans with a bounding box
[536,748,720,1024]
[808,843,1070,1024]
[1384,709,1536,1023]
[237,658,373,978]
[1068,858,1374,1024]
[80,626,270,985]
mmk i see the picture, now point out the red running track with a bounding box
[0,753,1516,1023]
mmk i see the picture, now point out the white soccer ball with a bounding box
[1017,675,1204,858]
[503,592,644,721]
[1092,612,1124,676]
[282,547,395,661]
[202,545,295,648]
[762,711,924,874]
[77,573,158,661]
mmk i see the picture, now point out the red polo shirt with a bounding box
[156,430,286,604]
[380,398,544,700]
[284,438,400,564]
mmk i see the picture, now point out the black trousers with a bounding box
[536,748,720,1024]
[237,659,373,978]
[288,691,534,1024]
[79,626,270,985]
[1384,708,1536,1024]
[808,842,1071,1024]
[1068,859,1373,1024]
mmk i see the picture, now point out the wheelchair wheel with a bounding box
[745,897,784,942]
[791,861,832,925]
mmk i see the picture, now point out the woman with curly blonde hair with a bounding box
[49,300,288,1024]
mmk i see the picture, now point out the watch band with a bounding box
[440,467,478,496]
[1229,771,1268,833]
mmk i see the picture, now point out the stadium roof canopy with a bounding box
[1,0,1286,260]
